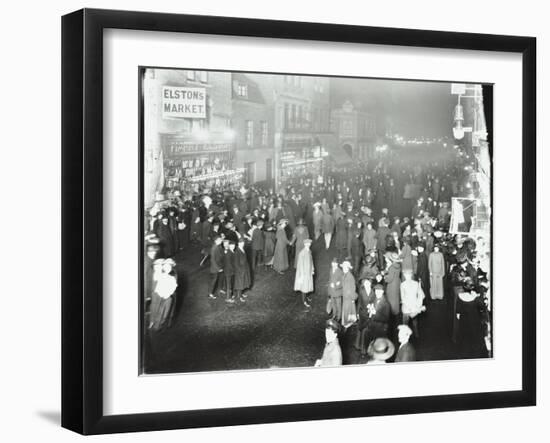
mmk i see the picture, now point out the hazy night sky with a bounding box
[330,77,458,138]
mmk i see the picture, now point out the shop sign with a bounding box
[163,141,233,157]
[162,86,206,118]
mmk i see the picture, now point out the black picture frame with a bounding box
[62,8,537,435]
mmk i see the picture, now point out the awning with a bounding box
[314,133,352,165]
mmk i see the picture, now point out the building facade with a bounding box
[143,68,236,208]
[330,100,377,161]
[264,75,340,189]
[231,73,275,187]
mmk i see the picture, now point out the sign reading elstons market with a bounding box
[162,86,206,119]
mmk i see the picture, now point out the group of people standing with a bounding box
[144,152,491,366]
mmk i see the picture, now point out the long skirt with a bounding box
[430,274,444,299]
[342,297,357,328]
[149,295,174,331]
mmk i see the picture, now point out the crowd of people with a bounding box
[144,151,492,366]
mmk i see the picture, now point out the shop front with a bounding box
[161,134,241,193]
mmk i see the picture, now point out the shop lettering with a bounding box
[163,89,205,100]
[162,86,207,119]
[163,103,205,114]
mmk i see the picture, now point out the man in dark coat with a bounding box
[156,214,175,258]
[251,220,265,270]
[395,324,416,362]
[223,240,236,303]
[207,236,225,299]
[327,258,344,322]
[376,220,391,269]
[415,243,430,298]
[144,242,160,324]
[349,228,364,275]
[233,238,251,302]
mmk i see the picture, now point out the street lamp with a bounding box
[453,98,465,140]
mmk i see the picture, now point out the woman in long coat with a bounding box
[400,238,414,274]
[293,220,310,268]
[149,259,178,331]
[263,222,276,267]
[428,244,445,299]
[362,222,377,253]
[234,239,251,300]
[341,260,358,328]
[273,220,291,274]
[294,239,314,307]
[334,217,348,261]
[384,252,402,316]
[312,204,323,240]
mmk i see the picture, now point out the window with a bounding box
[297,106,303,129]
[260,121,268,146]
[186,70,196,80]
[245,120,254,147]
[290,104,296,129]
[342,119,353,137]
[237,83,248,97]
[199,71,208,83]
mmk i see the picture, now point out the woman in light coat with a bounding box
[428,244,446,299]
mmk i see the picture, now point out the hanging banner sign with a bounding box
[162,86,206,119]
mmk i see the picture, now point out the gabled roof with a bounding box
[232,73,266,104]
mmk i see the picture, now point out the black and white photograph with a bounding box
[140,68,493,374]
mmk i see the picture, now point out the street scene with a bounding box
[141,68,492,374]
